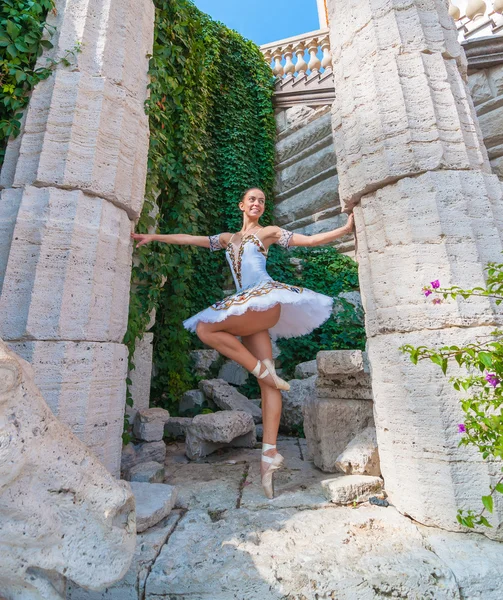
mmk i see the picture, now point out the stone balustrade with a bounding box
[449,1,503,41]
[260,29,334,107]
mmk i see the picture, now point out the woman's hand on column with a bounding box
[342,213,354,234]
[131,232,156,247]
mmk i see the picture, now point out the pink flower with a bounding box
[423,287,432,297]
[485,373,500,388]
[432,298,442,305]
[431,280,440,289]
[458,424,466,433]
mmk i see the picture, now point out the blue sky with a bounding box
[192,0,320,46]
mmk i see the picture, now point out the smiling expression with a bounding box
[239,188,266,219]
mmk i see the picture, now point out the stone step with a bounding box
[130,482,178,533]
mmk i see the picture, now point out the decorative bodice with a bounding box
[226,234,271,291]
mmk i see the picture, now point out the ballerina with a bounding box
[132,187,354,498]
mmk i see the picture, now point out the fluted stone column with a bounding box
[0,0,155,475]
[327,0,503,537]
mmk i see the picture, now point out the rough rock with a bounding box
[321,475,383,505]
[218,360,249,386]
[67,512,182,600]
[130,482,177,533]
[317,349,368,377]
[133,408,170,442]
[126,333,153,421]
[336,426,381,476]
[121,441,167,475]
[164,417,192,439]
[185,411,256,460]
[190,349,220,377]
[0,340,136,599]
[144,505,485,599]
[280,375,316,432]
[128,461,165,484]
[179,389,206,414]
[294,359,317,379]
[199,379,262,423]
[255,424,263,440]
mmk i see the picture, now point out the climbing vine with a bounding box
[0,0,54,167]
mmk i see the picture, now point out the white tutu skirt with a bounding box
[183,279,333,340]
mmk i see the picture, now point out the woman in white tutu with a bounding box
[132,188,354,498]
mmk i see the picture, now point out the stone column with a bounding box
[327,0,503,537]
[0,0,155,476]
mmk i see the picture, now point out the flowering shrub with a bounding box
[401,261,503,529]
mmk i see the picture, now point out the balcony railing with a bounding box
[260,28,335,108]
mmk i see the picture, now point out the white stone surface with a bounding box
[0,340,136,600]
[317,349,368,376]
[130,482,177,533]
[294,359,317,379]
[144,505,479,599]
[10,340,127,476]
[336,426,380,476]
[200,379,262,423]
[280,375,316,432]
[185,411,256,460]
[67,512,182,600]
[133,407,170,442]
[321,475,383,504]
[127,333,153,421]
[128,461,165,484]
[218,360,249,386]
[0,187,132,343]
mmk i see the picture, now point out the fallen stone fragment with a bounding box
[321,475,383,505]
[130,482,178,533]
[133,408,170,442]
[165,417,192,439]
[121,441,167,475]
[128,461,165,484]
[199,379,262,423]
[280,376,316,433]
[185,411,256,460]
[218,360,249,386]
[179,389,205,414]
[335,426,381,476]
[190,349,220,377]
[294,360,317,379]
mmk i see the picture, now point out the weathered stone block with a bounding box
[9,340,127,476]
[164,417,192,439]
[130,482,177,533]
[2,72,149,218]
[303,396,374,473]
[294,360,317,379]
[121,441,167,475]
[321,475,383,504]
[179,389,206,414]
[185,411,256,460]
[128,461,165,484]
[280,375,316,432]
[199,379,262,423]
[189,349,220,377]
[127,333,153,421]
[336,426,380,476]
[133,408,170,442]
[0,187,132,343]
[218,360,248,386]
[317,350,368,377]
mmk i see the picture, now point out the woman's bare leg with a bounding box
[195,305,281,389]
[241,330,282,476]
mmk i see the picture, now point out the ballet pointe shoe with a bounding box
[262,358,290,392]
[261,445,284,499]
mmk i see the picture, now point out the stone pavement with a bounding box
[70,435,503,599]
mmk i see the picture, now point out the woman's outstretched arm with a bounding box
[131,232,231,249]
[281,213,354,248]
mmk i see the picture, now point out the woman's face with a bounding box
[240,189,266,219]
